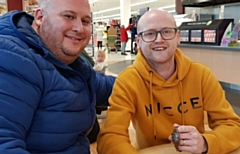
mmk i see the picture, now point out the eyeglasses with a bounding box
[138,28,178,42]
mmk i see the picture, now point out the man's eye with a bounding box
[162,29,172,34]
[64,15,74,20]
[82,20,91,25]
[144,32,155,36]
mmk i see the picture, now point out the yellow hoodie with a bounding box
[97,48,240,154]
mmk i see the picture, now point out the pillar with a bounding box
[120,0,131,27]
[175,0,184,14]
[120,0,131,51]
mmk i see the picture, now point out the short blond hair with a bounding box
[95,50,106,58]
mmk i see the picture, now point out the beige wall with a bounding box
[179,46,240,85]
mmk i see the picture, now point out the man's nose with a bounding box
[155,32,163,42]
[72,19,84,32]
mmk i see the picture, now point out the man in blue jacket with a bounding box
[0,0,114,153]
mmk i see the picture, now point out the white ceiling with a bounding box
[89,0,176,21]
[0,0,5,4]
[0,0,176,20]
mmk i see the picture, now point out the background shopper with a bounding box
[120,24,133,55]
[130,17,137,54]
[96,22,104,49]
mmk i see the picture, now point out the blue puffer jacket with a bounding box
[0,11,115,154]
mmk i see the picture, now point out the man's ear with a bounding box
[135,35,141,49]
[33,8,44,26]
[176,30,181,45]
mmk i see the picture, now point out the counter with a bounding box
[178,44,240,86]
[138,143,240,154]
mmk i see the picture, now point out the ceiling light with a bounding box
[93,0,157,15]
[94,11,138,20]
[158,4,175,10]
[93,7,119,14]
[94,14,120,20]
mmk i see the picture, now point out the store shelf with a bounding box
[114,25,121,51]
[0,3,6,15]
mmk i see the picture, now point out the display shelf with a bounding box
[114,25,121,51]
[0,0,7,15]
[179,19,234,46]
[0,4,7,16]
[23,0,38,14]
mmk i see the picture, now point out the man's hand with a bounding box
[169,124,208,153]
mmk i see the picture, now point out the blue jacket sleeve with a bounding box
[0,48,42,153]
[95,73,115,106]
[80,54,115,106]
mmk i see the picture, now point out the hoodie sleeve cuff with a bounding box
[202,133,221,154]
[202,136,208,153]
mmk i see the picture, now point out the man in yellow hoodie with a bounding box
[97,9,240,154]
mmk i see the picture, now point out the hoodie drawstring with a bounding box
[149,72,185,140]
[179,82,185,125]
[149,71,157,140]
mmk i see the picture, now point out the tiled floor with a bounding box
[104,51,136,76]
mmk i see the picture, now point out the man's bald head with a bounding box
[137,9,176,34]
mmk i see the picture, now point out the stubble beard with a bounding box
[39,18,74,64]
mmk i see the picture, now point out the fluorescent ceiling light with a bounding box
[96,10,173,20]
[94,11,138,20]
[94,14,120,20]
[93,7,175,19]
[94,16,121,23]
[93,7,119,14]
[158,5,175,10]
[93,0,157,15]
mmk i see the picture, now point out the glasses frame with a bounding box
[138,28,178,42]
